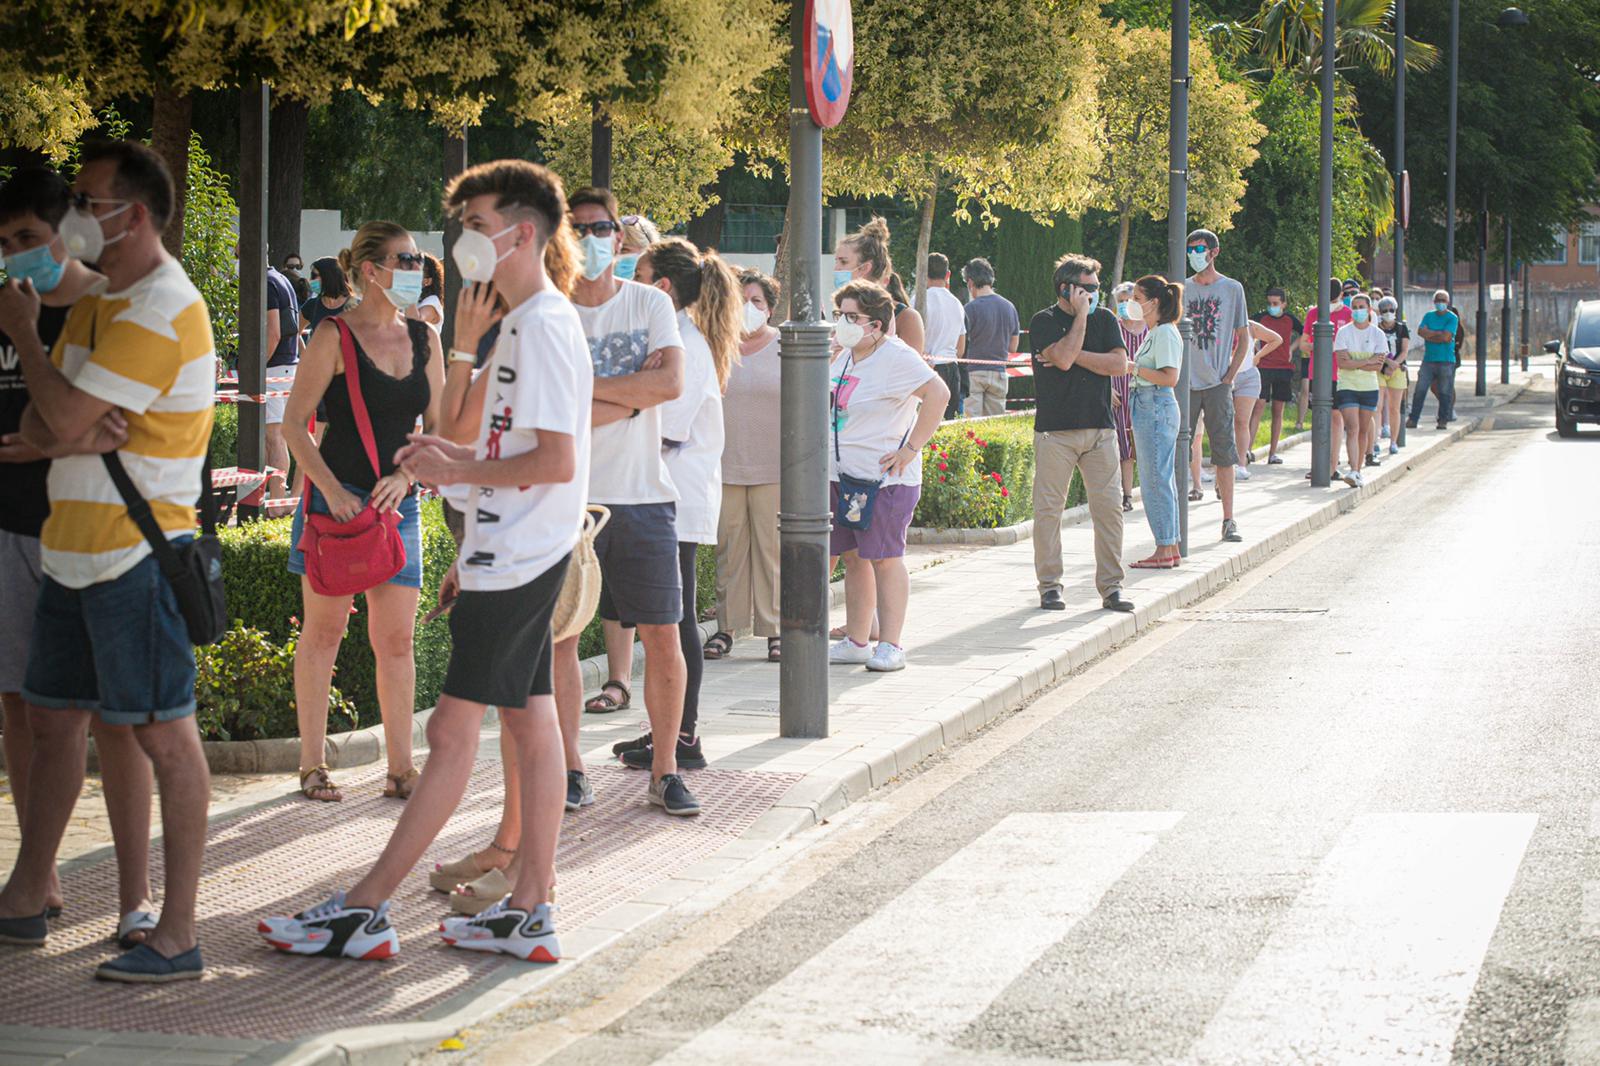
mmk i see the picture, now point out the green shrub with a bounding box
[195,622,356,741]
[210,402,238,467]
[915,414,1065,529]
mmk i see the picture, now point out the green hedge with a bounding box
[210,402,238,467]
[914,414,1080,529]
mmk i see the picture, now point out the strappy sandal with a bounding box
[1188,487,1204,502]
[299,764,342,803]
[1121,494,1134,512]
[429,840,516,894]
[703,632,733,660]
[449,868,512,915]
[115,910,159,950]
[584,680,631,714]
[767,637,781,662]
[383,767,420,799]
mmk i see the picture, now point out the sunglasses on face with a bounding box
[571,220,620,238]
[1073,282,1100,295]
[1186,246,1208,256]
[381,252,427,270]
[68,192,128,213]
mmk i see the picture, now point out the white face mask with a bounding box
[579,235,614,281]
[382,268,424,309]
[452,223,517,284]
[833,319,866,349]
[743,301,768,333]
[59,202,131,263]
[1187,248,1211,273]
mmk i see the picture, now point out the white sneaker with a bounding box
[828,637,872,664]
[865,642,906,672]
[1234,464,1251,481]
[1200,468,1214,484]
[1340,466,1361,488]
[257,892,399,960]
[440,898,560,963]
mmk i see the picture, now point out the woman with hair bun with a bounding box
[281,220,445,804]
[834,216,925,355]
[1125,274,1185,569]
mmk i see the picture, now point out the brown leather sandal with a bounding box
[299,764,343,803]
[584,680,631,714]
[383,767,420,799]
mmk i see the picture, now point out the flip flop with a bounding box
[116,909,160,950]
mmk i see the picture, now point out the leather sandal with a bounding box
[299,764,342,803]
[428,840,516,894]
[767,637,781,662]
[584,679,631,714]
[383,767,421,800]
[703,632,733,660]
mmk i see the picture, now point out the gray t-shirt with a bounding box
[963,293,1020,370]
[1184,273,1248,390]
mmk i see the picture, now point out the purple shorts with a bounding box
[829,481,920,560]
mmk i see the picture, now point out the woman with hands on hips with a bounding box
[281,220,445,805]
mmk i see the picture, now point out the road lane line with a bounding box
[657,812,1183,1065]
[1190,812,1536,1065]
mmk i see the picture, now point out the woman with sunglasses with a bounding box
[281,221,445,804]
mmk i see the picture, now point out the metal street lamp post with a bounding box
[1171,0,1192,553]
[1394,0,1407,448]
[1501,218,1512,384]
[1476,192,1489,395]
[1445,0,1459,302]
[1311,0,1336,488]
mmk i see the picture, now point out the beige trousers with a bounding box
[714,482,781,638]
[1032,428,1125,599]
[967,371,1009,417]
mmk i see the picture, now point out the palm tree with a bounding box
[1212,0,1439,80]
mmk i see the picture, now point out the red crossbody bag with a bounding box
[296,318,407,596]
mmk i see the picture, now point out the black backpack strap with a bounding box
[101,446,216,573]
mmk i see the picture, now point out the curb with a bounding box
[257,379,1531,1066]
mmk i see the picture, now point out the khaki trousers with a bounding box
[967,371,1009,417]
[714,482,781,638]
[1032,428,1125,599]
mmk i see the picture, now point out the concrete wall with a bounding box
[296,209,444,269]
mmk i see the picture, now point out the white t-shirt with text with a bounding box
[575,281,683,505]
[660,310,724,545]
[923,286,967,363]
[458,289,594,592]
[828,337,937,488]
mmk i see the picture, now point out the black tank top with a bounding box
[318,318,431,491]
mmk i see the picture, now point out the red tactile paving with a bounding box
[0,760,799,1040]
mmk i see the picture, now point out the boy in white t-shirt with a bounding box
[258,160,591,963]
[561,186,700,819]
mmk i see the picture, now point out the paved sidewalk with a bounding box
[0,374,1534,1066]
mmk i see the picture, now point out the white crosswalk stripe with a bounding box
[1188,813,1536,1065]
[657,811,1184,1065]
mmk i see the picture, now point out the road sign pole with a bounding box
[1311,0,1335,487]
[1170,0,1191,556]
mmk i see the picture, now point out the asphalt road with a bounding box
[438,383,1600,1065]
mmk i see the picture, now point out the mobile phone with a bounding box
[421,595,457,624]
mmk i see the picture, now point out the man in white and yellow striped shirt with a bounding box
[0,141,212,984]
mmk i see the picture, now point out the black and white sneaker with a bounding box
[565,770,595,812]
[439,898,560,963]
[649,773,701,816]
[257,892,398,960]
[619,735,708,771]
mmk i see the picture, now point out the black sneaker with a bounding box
[565,770,594,812]
[649,773,701,816]
[620,735,708,771]
[611,731,651,758]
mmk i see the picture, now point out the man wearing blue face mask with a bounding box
[1408,288,1460,430]
[1183,229,1250,543]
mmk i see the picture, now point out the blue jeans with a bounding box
[1131,387,1180,546]
[1410,361,1456,424]
[24,542,197,725]
[287,481,423,589]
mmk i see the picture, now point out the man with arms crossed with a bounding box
[259,159,592,961]
[0,142,213,982]
[1183,229,1249,542]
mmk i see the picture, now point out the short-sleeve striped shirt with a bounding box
[43,259,215,589]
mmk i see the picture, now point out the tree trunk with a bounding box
[150,88,193,258]
[1112,207,1132,288]
[912,173,938,317]
[685,168,729,250]
[267,98,308,268]
[590,99,612,188]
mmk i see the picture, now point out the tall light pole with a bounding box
[1445,0,1459,301]
[1311,0,1336,488]
[1171,0,1192,552]
[1501,218,1512,384]
[1394,0,1406,448]
[1475,192,1489,395]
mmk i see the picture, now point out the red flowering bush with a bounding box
[914,415,1045,528]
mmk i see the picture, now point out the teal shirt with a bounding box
[1420,309,1458,363]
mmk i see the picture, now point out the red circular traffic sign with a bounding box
[804,0,854,128]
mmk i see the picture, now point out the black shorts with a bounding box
[596,502,683,627]
[1259,367,1295,403]
[443,554,570,706]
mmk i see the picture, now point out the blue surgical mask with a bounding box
[1352,308,1370,324]
[309,278,322,298]
[833,268,854,291]
[614,253,640,281]
[1267,305,1283,318]
[382,267,424,309]
[1187,248,1209,273]
[1118,300,1136,319]
[1085,290,1100,313]
[580,235,614,281]
[1434,300,1449,313]
[1342,294,1354,307]
[3,237,66,293]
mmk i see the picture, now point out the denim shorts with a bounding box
[287,480,423,590]
[1334,388,1380,412]
[829,481,920,560]
[23,543,197,725]
[595,502,683,627]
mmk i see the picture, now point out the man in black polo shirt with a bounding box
[1029,253,1133,613]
